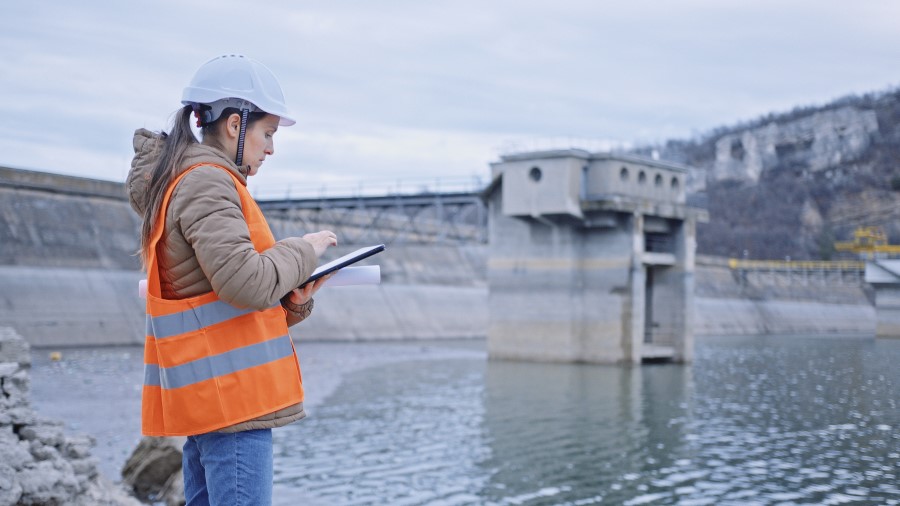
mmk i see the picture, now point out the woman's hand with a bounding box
[287,274,331,306]
[303,230,338,257]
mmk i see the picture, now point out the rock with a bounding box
[63,434,95,460]
[19,421,65,447]
[159,468,185,506]
[7,406,36,425]
[28,439,61,461]
[707,106,879,186]
[71,456,100,479]
[0,362,18,377]
[0,429,32,471]
[17,460,81,505]
[2,369,31,406]
[0,462,23,505]
[122,436,184,503]
[0,328,30,366]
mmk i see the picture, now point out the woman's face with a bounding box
[242,114,281,176]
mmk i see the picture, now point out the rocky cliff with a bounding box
[631,88,900,260]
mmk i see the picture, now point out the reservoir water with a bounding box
[30,335,899,505]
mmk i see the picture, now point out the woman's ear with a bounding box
[224,113,242,140]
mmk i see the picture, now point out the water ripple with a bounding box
[270,336,899,505]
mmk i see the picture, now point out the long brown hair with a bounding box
[140,106,196,267]
[139,105,268,267]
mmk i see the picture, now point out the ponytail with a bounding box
[138,105,268,267]
[140,106,197,267]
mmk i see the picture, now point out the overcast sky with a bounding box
[1,1,898,197]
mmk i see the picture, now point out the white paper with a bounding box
[322,265,381,287]
[309,244,384,279]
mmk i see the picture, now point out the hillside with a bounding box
[630,88,900,260]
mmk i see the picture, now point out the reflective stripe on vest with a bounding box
[143,334,294,389]
[145,299,278,340]
[141,163,304,437]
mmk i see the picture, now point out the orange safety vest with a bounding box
[141,163,303,436]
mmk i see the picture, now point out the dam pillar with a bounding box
[484,150,707,364]
[864,260,900,338]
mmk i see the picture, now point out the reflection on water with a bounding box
[273,336,899,505]
[480,360,691,505]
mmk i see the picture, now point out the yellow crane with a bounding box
[834,226,900,257]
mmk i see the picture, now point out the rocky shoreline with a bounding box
[0,326,140,505]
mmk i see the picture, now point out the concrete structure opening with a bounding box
[644,266,656,344]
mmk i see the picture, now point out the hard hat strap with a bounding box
[235,108,249,167]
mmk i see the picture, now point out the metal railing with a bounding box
[251,175,487,201]
[728,258,866,287]
[257,186,488,246]
[727,259,866,271]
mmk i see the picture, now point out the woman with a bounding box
[127,54,335,505]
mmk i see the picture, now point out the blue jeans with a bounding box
[182,429,273,506]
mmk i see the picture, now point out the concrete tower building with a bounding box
[864,260,900,338]
[483,149,708,364]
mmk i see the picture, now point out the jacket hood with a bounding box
[126,128,248,215]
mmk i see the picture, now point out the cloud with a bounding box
[1,0,899,189]
[246,123,508,197]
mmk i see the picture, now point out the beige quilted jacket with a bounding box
[127,128,316,433]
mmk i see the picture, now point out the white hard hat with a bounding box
[181,54,296,126]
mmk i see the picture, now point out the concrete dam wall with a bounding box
[0,168,146,347]
[0,167,874,348]
[0,167,486,347]
[694,256,875,337]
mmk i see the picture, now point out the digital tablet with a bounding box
[300,244,385,287]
